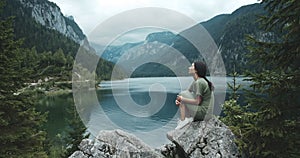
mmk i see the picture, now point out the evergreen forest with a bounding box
[0,0,299,157]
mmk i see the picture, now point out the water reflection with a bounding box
[40,76,250,147]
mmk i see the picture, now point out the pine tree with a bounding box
[235,0,300,157]
[221,70,249,157]
[63,100,90,157]
[0,3,48,157]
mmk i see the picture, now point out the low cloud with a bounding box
[50,0,259,45]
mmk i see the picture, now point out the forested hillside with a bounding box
[98,3,273,76]
[0,1,120,157]
[1,0,117,83]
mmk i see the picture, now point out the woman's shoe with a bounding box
[175,118,190,130]
[186,117,194,123]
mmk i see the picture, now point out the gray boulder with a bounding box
[162,116,240,158]
[69,129,163,158]
[70,117,239,158]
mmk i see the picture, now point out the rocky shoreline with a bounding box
[69,116,239,158]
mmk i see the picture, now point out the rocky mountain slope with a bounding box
[1,0,86,54]
[96,3,273,76]
[18,0,85,43]
[1,0,118,81]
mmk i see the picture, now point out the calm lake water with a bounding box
[38,77,250,147]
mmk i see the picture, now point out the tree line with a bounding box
[222,0,300,157]
[1,0,299,157]
[0,1,117,157]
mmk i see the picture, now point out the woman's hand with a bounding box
[176,95,202,105]
[176,95,183,102]
[175,95,183,106]
[175,99,181,106]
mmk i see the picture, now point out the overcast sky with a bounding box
[49,0,259,45]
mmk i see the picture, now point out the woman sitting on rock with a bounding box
[175,61,214,130]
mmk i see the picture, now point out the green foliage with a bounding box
[131,62,177,77]
[47,134,66,158]
[40,96,89,158]
[0,6,48,157]
[172,34,201,63]
[62,104,90,157]
[199,3,268,75]
[0,0,80,82]
[222,0,300,157]
[38,94,89,158]
[1,1,120,157]
[221,71,246,157]
[0,0,117,82]
[96,58,117,81]
[218,4,268,74]
[227,71,242,100]
[1,0,80,55]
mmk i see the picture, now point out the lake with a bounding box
[39,76,249,147]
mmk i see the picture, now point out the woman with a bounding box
[175,61,214,130]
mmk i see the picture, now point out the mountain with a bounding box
[92,42,142,63]
[1,0,118,81]
[96,31,183,77]
[200,3,272,73]
[95,3,275,77]
[145,31,177,45]
[19,0,85,43]
[95,31,177,63]
[1,0,84,54]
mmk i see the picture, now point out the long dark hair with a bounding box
[194,61,214,91]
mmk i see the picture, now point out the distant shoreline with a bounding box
[44,89,72,96]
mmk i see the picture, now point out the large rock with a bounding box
[69,129,163,158]
[162,116,240,158]
[70,117,239,158]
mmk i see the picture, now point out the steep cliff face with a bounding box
[18,0,85,44]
